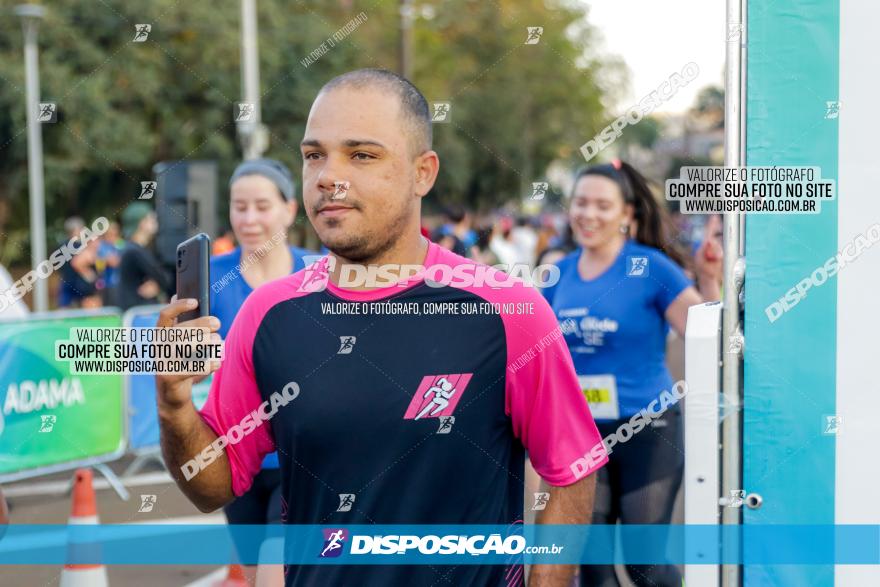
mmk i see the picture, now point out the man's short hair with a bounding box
[319,68,432,156]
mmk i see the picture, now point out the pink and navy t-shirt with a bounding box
[199,240,607,586]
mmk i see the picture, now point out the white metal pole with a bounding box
[239,0,264,160]
[400,0,414,79]
[722,0,746,585]
[15,4,48,312]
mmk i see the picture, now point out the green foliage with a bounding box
[691,84,724,129]
[618,115,660,150]
[0,0,615,262]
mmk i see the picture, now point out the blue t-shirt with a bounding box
[98,240,122,287]
[210,245,313,468]
[541,239,692,419]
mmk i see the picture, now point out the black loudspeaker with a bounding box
[151,161,218,267]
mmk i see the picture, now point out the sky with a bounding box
[583,0,727,114]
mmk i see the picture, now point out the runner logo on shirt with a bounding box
[319,528,348,558]
[404,374,473,420]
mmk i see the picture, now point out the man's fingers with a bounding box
[156,298,199,328]
[177,315,221,332]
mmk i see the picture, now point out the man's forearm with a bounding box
[529,473,596,587]
[159,399,235,512]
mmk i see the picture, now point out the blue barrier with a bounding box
[123,306,212,453]
[0,524,878,565]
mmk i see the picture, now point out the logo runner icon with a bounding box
[338,336,356,354]
[298,256,335,293]
[531,492,549,511]
[138,494,157,513]
[39,415,57,432]
[436,416,455,434]
[331,181,350,200]
[525,27,544,44]
[235,103,255,122]
[627,256,649,277]
[431,102,451,123]
[38,103,57,123]
[336,493,355,512]
[139,181,157,200]
[133,24,151,42]
[530,182,549,200]
[404,374,473,420]
[319,528,348,558]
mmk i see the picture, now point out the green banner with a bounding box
[0,312,125,481]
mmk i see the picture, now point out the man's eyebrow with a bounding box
[300,138,387,149]
[342,139,386,150]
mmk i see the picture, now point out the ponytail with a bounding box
[572,159,689,269]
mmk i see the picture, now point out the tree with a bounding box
[617,115,661,161]
[0,0,616,262]
[691,85,724,129]
[414,0,614,209]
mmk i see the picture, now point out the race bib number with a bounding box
[578,374,620,421]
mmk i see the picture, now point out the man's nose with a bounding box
[316,154,345,194]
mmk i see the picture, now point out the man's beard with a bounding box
[323,204,412,263]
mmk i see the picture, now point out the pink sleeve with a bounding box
[198,290,277,497]
[502,285,608,486]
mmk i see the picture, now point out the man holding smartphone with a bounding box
[156,68,606,586]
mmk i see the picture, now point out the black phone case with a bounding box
[176,233,211,323]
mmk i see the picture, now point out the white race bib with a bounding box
[577,374,620,421]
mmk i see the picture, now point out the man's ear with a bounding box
[414,150,440,198]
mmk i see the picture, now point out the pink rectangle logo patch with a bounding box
[403,374,473,420]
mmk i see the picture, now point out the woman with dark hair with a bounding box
[541,159,721,586]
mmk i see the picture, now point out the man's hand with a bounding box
[528,473,597,587]
[155,298,233,513]
[155,297,222,409]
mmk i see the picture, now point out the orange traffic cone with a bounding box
[60,469,108,587]
[214,563,249,586]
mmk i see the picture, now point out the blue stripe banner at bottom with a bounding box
[0,524,877,565]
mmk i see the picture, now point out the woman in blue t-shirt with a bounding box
[542,159,721,587]
[211,158,313,584]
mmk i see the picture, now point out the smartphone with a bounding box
[176,233,211,323]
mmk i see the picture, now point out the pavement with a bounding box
[2,455,227,587]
